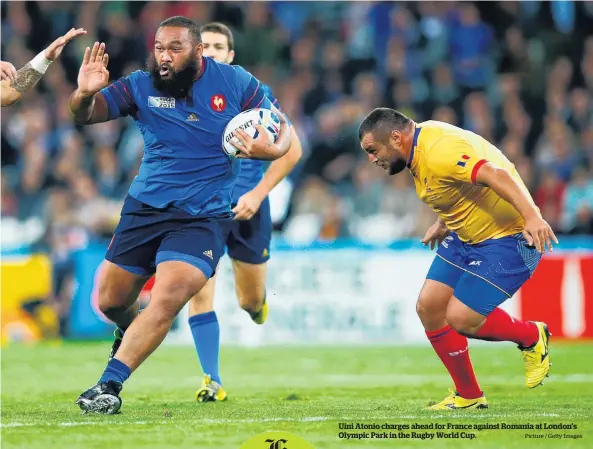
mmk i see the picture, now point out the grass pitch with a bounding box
[2,341,592,448]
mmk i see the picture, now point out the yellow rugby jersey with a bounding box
[407,120,530,243]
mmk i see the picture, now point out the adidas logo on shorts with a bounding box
[203,250,213,259]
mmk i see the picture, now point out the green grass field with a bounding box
[2,341,592,449]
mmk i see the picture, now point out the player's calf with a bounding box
[447,298,539,347]
[238,291,267,324]
[233,259,268,324]
[446,298,551,388]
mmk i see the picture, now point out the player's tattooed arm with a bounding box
[10,63,44,92]
[1,64,44,106]
[2,28,86,107]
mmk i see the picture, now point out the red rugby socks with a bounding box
[474,307,539,348]
[426,325,483,399]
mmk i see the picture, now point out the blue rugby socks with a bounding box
[189,311,222,384]
[99,358,131,384]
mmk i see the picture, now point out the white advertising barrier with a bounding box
[166,249,436,346]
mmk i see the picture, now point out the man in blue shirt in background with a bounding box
[189,22,303,403]
[68,16,292,414]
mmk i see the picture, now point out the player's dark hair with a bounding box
[358,108,412,140]
[200,22,235,51]
[159,16,201,46]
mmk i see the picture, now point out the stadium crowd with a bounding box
[2,1,593,253]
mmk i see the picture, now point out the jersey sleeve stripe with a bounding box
[471,159,488,184]
[253,97,265,109]
[241,78,260,110]
[112,85,131,108]
[116,80,133,104]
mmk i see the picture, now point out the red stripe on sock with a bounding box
[426,325,453,339]
[426,325,482,399]
[475,307,538,347]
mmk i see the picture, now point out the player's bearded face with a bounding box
[148,52,199,97]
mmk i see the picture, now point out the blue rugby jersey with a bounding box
[99,57,271,217]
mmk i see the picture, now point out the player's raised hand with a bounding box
[522,216,559,254]
[232,190,265,220]
[421,219,451,250]
[232,125,280,161]
[77,42,109,96]
[44,28,87,61]
[1,61,17,81]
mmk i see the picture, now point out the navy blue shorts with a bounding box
[226,197,272,264]
[426,232,541,316]
[105,195,232,278]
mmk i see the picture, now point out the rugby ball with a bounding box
[222,108,281,157]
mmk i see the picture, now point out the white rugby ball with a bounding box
[222,108,281,157]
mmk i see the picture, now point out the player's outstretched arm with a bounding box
[1,28,86,107]
[232,126,303,220]
[69,42,110,125]
[475,162,559,253]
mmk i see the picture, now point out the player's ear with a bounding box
[390,130,402,148]
[227,50,235,64]
[195,42,203,59]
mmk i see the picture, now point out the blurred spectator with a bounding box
[561,167,593,234]
[448,3,494,93]
[534,170,567,231]
[567,88,592,133]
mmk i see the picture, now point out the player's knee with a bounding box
[445,309,473,335]
[416,293,444,321]
[98,278,127,317]
[151,280,200,318]
[415,297,428,320]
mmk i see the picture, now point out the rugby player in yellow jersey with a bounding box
[358,108,557,410]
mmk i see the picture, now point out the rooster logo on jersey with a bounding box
[210,94,226,112]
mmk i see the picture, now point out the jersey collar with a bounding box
[407,126,421,169]
[195,57,206,81]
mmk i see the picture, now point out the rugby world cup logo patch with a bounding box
[148,96,175,108]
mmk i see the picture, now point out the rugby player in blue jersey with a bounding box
[188,22,303,403]
[68,16,292,414]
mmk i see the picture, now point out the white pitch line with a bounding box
[0,417,329,428]
[1,413,566,428]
